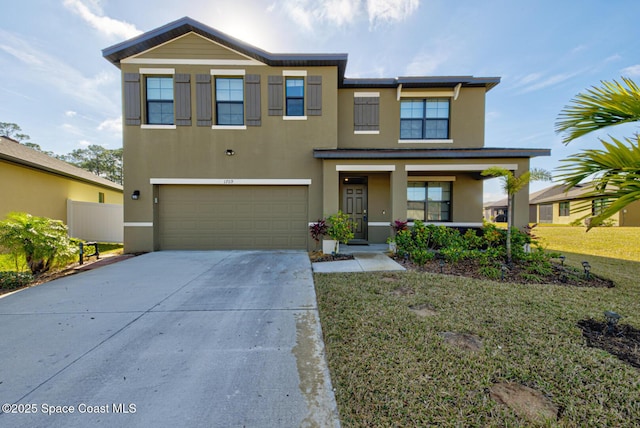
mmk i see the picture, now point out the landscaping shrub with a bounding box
[410,249,434,265]
[0,212,78,275]
[0,271,33,289]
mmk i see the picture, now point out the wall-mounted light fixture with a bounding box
[131,190,140,200]
[225,149,235,156]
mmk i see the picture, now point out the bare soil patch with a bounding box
[490,382,558,424]
[408,303,437,317]
[439,331,483,352]
[577,319,640,369]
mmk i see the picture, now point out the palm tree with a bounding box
[555,77,640,229]
[482,167,552,264]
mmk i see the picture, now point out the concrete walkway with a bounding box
[0,251,340,428]
[312,247,405,273]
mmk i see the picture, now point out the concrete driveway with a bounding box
[0,251,340,428]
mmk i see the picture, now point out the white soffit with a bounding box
[405,164,519,171]
[150,178,312,185]
[336,165,396,171]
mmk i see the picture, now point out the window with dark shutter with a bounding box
[245,74,261,126]
[196,74,212,126]
[354,95,379,132]
[123,73,141,126]
[268,76,283,116]
[174,73,191,126]
[307,75,322,116]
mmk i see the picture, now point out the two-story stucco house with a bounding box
[103,17,550,252]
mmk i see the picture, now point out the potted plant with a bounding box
[323,211,355,254]
[387,219,408,253]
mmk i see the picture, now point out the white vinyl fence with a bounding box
[67,199,123,243]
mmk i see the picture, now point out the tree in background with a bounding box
[482,167,552,264]
[555,77,640,229]
[2,121,123,184]
[60,145,123,184]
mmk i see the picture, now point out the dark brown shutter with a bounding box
[245,74,261,126]
[196,74,212,126]
[123,73,141,125]
[354,96,379,131]
[307,75,322,116]
[268,76,283,116]
[174,73,191,126]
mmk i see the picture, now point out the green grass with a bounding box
[535,226,640,262]
[315,253,640,426]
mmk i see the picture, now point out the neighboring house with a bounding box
[103,17,550,252]
[484,187,552,223]
[0,136,124,241]
[530,182,640,226]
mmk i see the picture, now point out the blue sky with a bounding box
[2,0,639,201]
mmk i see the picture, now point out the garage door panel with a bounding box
[159,185,308,250]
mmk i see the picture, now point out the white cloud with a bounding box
[0,29,119,113]
[519,71,580,93]
[279,0,417,31]
[366,0,420,26]
[404,38,452,75]
[61,123,85,136]
[63,0,142,39]
[78,139,92,147]
[65,111,77,118]
[97,116,122,134]
[621,64,640,77]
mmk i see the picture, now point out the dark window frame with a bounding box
[400,98,450,140]
[215,77,245,126]
[285,77,305,116]
[407,181,452,222]
[559,201,570,216]
[592,198,609,216]
[145,76,174,125]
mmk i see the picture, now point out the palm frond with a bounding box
[555,77,640,144]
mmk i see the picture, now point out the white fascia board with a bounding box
[336,165,396,172]
[124,222,153,227]
[210,69,246,76]
[150,178,312,185]
[139,68,175,75]
[408,176,456,181]
[405,164,519,171]
[354,92,380,97]
[399,90,454,98]
[283,70,307,76]
[125,58,264,66]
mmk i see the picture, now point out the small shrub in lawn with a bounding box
[0,271,33,289]
[462,228,483,249]
[441,246,466,263]
[395,229,415,256]
[479,266,501,280]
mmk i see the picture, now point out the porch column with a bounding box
[390,167,408,221]
[322,161,340,215]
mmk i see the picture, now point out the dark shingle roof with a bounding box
[103,17,500,91]
[0,136,123,191]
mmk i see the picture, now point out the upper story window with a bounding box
[400,98,450,140]
[146,77,174,125]
[286,78,305,116]
[215,77,244,125]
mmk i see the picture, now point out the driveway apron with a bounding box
[0,251,340,428]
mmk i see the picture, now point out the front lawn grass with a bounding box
[535,226,640,262]
[315,255,640,426]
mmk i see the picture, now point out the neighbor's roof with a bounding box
[103,17,500,91]
[0,136,123,191]
[532,182,600,204]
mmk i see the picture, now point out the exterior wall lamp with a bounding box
[225,149,235,156]
[131,190,140,200]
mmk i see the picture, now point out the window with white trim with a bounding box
[400,98,450,140]
[407,181,451,221]
[285,77,304,116]
[215,77,244,125]
[146,76,174,125]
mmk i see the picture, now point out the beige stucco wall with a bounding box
[0,160,123,223]
[537,199,640,227]
[337,86,486,149]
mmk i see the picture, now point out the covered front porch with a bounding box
[314,148,550,244]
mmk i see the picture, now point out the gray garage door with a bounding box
[158,185,308,250]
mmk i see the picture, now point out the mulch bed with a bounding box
[394,257,615,288]
[309,251,355,263]
[577,319,640,369]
